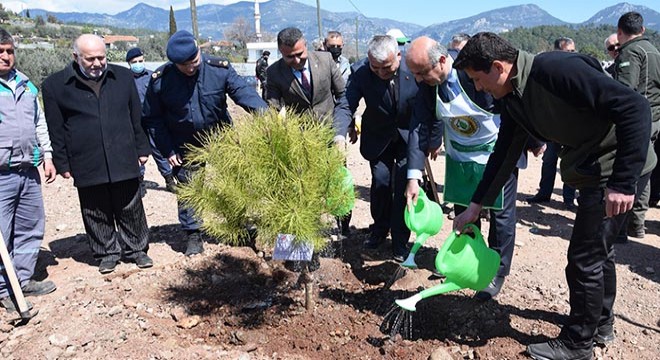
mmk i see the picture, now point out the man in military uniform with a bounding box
[142,30,268,256]
[255,50,269,100]
[126,47,176,195]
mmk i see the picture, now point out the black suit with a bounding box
[346,58,418,256]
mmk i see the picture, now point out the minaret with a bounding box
[254,0,262,42]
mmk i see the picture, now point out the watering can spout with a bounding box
[395,281,463,311]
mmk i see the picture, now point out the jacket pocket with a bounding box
[0,140,15,168]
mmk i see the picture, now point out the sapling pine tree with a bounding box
[177,109,354,252]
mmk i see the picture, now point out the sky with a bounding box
[3,0,660,26]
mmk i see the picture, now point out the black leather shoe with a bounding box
[593,323,615,345]
[363,235,385,249]
[185,232,204,256]
[164,174,177,193]
[526,194,551,204]
[392,254,405,263]
[135,253,154,268]
[526,338,592,360]
[626,226,645,239]
[21,280,57,297]
[474,276,505,301]
[99,259,117,274]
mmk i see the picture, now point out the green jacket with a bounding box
[614,36,660,125]
[472,50,656,205]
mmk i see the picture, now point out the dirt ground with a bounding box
[1,112,659,359]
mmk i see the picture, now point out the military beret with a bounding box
[167,30,199,64]
[125,47,143,62]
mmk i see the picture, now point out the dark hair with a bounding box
[618,12,644,36]
[553,37,574,51]
[453,32,518,73]
[277,27,304,48]
[0,28,15,47]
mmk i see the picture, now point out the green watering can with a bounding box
[395,224,501,311]
[401,188,443,268]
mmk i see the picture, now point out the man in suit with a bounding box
[266,27,351,145]
[346,35,418,261]
[43,34,152,274]
[266,27,352,237]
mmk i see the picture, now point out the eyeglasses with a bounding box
[0,48,15,55]
[606,44,619,52]
[326,44,342,49]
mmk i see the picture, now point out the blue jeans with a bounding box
[538,142,576,203]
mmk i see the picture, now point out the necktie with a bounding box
[300,69,311,94]
[389,78,398,110]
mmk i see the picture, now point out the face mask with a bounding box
[327,47,342,60]
[130,62,145,74]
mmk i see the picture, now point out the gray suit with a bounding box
[266,51,351,138]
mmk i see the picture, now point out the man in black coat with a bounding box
[346,34,418,261]
[43,34,152,274]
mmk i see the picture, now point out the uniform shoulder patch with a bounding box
[207,56,230,68]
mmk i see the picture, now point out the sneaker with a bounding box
[392,254,405,263]
[99,259,117,274]
[526,338,592,360]
[135,253,153,269]
[185,232,204,256]
[164,174,177,193]
[594,323,615,345]
[0,296,33,313]
[21,280,56,297]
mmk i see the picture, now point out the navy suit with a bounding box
[346,57,418,256]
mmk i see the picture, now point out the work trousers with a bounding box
[0,168,44,297]
[561,172,650,348]
[77,178,149,262]
[369,138,410,256]
[455,169,518,277]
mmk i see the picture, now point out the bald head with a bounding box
[605,33,619,60]
[73,34,107,79]
[406,36,451,86]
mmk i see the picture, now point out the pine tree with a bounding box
[26,9,30,18]
[169,6,177,37]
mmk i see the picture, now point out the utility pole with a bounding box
[316,0,322,38]
[190,0,199,39]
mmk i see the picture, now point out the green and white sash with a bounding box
[435,77,503,209]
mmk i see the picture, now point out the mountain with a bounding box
[21,1,660,45]
[23,0,422,43]
[414,4,567,44]
[584,2,660,29]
